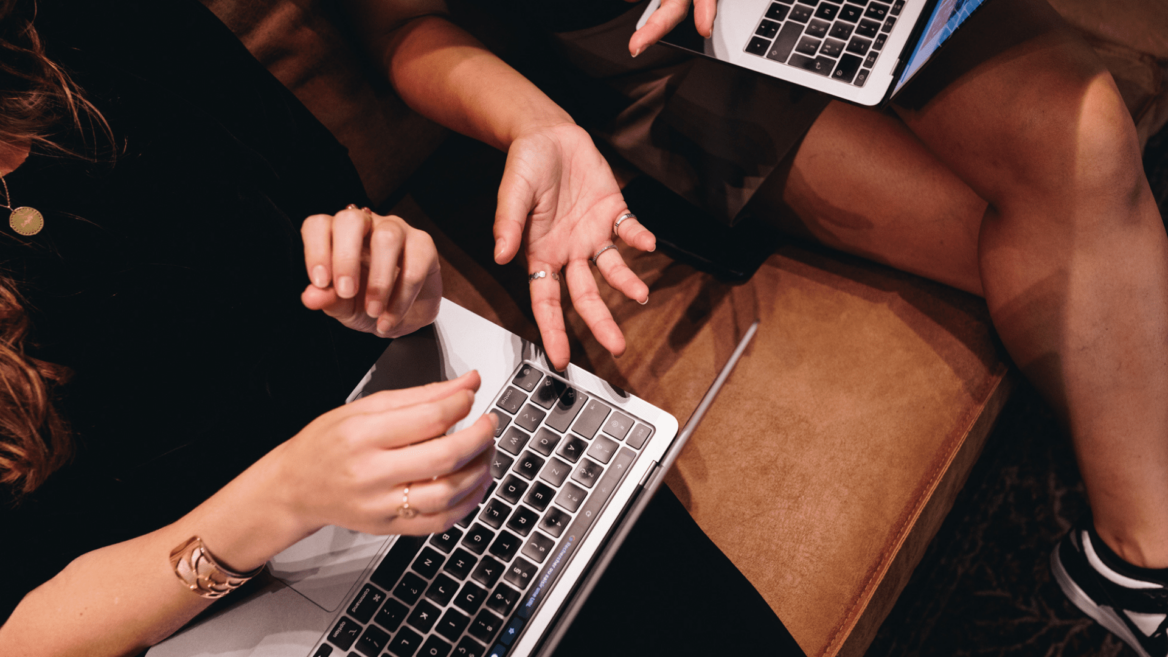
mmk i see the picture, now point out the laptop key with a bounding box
[497,475,528,504]
[539,457,572,486]
[513,405,545,433]
[524,482,555,512]
[512,451,545,480]
[531,376,564,409]
[454,581,489,615]
[495,387,524,415]
[370,535,424,590]
[546,388,587,433]
[511,365,542,392]
[602,412,633,440]
[846,35,871,56]
[805,18,831,38]
[766,21,803,64]
[490,453,514,480]
[756,19,780,39]
[540,507,571,538]
[570,459,603,489]
[470,610,505,645]
[377,599,411,634]
[488,530,522,561]
[461,524,495,555]
[570,399,610,439]
[407,599,442,633]
[454,636,487,657]
[356,625,391,657]
[555,483,587,512]
[312,645,333,657]
[828,21,854,40]
[348,584,387,624]
[479,499,511,529]
[839,4,862,22]
[855,18,879,38]
[420,636,452,657]
[788,3,813,22]
[472,555,505,588]
[393,572,426,605]
[506,505,539,536]
[327,616,362,651]
[411,547,445,579]
[891,0,904,15]
[487,583,521,616]
[529,427,561,456]
[855,68,872,87]
[795,36,821,56]
[586,436,619,464]
[557,437,587,464]
[425,573,460,606]
[864,50,878,68]
[504,557,538,590]
[882,16,895,32]
[430,527,463,554]
[874,32,887,50]
[443,548,478,580]
[388,627,423,657]
[814,2,840,20]
[521,532,556,563]
[492,412,509,439]
[498,427,530,456]
[766,2,792,21]
[436,608,471,643]
[626,423,652,449]
[865,2,889,20]
[832,53,863,83]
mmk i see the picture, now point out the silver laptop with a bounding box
[149,298,755,657]
[639,0,988,106]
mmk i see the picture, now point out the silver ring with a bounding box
[613,212,636,238]
[528,270,561,283]
[397,486,417,519]
[590,244,618,266]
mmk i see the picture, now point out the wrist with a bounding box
[504,112,577,149]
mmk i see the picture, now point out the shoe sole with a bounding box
[1051,546,1153,657]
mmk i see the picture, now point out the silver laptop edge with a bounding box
[535,319,760,657]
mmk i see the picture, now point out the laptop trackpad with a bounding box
[268,526,390,612]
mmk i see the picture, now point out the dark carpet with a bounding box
[865,129,1168,657]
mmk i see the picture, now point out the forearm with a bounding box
[0,452,308,657]
[346,3,574,150]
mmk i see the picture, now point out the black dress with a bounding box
[0,0,385,621]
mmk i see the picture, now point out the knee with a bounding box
[993,72,1145,217]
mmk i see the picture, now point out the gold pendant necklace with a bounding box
[0,170,44,236]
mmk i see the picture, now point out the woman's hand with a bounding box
[494,123,657,371]
[266,370,495,537]
[301,206,442,338]
[627,0,718,57]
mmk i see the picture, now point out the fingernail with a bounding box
[337,276,356,298]
[345,203,359,210]
[311,265,329,288]
[633,46,644,58]
[488,412,499,432]
[494,239,506,261]
[376,316,394,335]
[639,294,649,306]
[366,300,384,318]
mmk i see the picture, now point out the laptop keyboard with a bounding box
[745,0,905,86]
[313,362,655,657]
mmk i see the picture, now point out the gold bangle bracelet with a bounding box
[169,536,263,599]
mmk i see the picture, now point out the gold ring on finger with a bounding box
[396,485,417,519]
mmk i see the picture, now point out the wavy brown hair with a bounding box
[1,0,107,498]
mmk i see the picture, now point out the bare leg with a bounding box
[766,0,1168,567]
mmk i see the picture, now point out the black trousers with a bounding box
[552,487,805,657]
